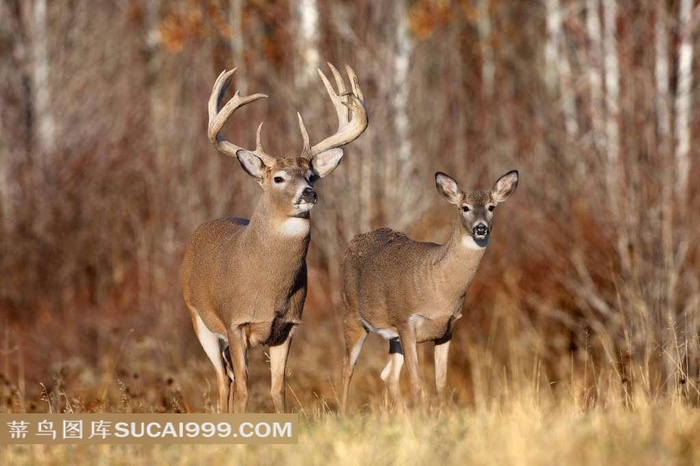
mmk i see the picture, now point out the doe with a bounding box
[340,170,518,410]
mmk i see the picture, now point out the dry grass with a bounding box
[2,397,700,465]
[2,305,699,464]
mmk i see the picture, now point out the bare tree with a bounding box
[655,2,676,318]
[385,0,420,230]
[228,0,246,94]
[31,0,54,154]
[586,0,604,152]
[545,0,578,139]
[294,0,320,89]
[477,0,495,100]
[602,0,631,276]
[674,0,693,211]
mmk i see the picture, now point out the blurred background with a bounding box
[0,0,698,413]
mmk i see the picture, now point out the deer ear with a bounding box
[435,172,463,205]
[236,150,266,182]
[311,148,344,178]
[491,170,519,203]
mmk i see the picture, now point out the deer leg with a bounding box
[398,328,422,405]
[434,338,451,397]
[269,336,293,413]
[227,327,249,413]
[222,345,236,412]
[341,315,368,413]
[191,311,230,413]
[380,338,404,404]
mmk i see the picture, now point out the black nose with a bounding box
[473,224,488,236]
[301,188,317,204]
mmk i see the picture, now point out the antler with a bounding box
[207,69,276,165]
[297,63,369,159]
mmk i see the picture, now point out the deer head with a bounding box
[207,63,368,220]
[435,170,519,247]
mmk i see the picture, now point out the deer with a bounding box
[340,170,518,411]
[182,63,368,413]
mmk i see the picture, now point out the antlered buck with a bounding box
[340,170,518,411]
[182,64,368,413]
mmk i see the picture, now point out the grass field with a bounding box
[2,292,699,465]
[2,397,699,465]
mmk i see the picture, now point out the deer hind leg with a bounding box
[341,314,368,413]
[380,338,404,405]
[191,311,230,413]
[221,344,236,411]
[434,338,451,397]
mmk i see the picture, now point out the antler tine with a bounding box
[310,63,368,157]
[327,62,348,100]
[344,63,364,103]
[297,113,311,157]
[317,68,348,129]
[254,122,275,163]
[207,68,275,165]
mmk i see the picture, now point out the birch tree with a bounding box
[477,0,495,100]
[602,0,631,276]
[294,0,320,89]
[544,0,578,138]
[385,0,419,230]
[674,0,693,211]
[228,0,246,94]
[586,0,604,152]
[31,0,54,155]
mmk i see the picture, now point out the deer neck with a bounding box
[246,196,311,249]
[432,224,488,300]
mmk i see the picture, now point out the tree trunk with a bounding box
[586,0,604,153]
[228,0,246,94]
[547,0,578,139]
[602,0,631,277]
[31,0,53,155]
[674,0,693,212]
[294,0,320,89]
[477,0,495,100]
[386,0,417,230]
[655,1,679,393]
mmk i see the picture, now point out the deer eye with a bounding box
[488,205,495,212]
[308,174,317,182]
[462,206,470,212]
[273,176,285,184]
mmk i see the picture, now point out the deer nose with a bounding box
[473,224,488,237]
[301,187,317,204]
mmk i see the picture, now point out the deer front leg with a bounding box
[434,338,451,397]
[398,327,422,405]
[269,336,293,413]
[341,313,369,413]
[227,327,250,413]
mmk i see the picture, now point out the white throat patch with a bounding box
[278,217,310,237]
[462,235,487,250]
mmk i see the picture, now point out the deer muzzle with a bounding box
[472,223,489,240]
[299,187,317,205]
